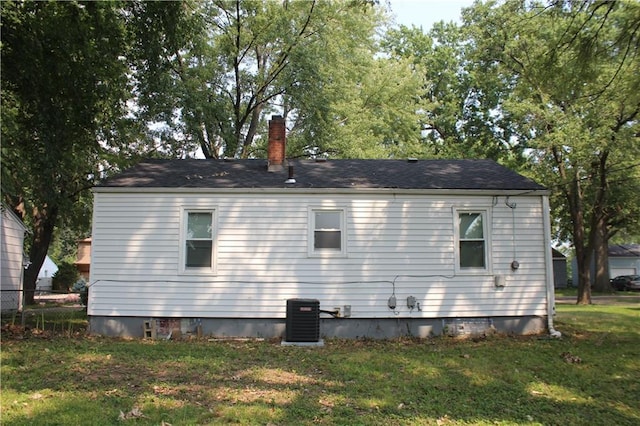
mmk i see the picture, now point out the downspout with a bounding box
[542,195,562,338]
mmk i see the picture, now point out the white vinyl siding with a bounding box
[89,192,548,319]
[1,208,27,312]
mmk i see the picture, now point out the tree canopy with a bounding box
[460,0,639,302]
[131,0,422,160]
[1,0,138,303]
[2,0,638,305]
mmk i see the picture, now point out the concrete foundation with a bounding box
[89,315,548,339]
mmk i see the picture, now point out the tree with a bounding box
[1,1,137,304]
[461,0,640,303]
[132,0,336,159]
[284,45,423,159]
[560,0,640,292]
[132,0,421,160]
[382,19,529,167]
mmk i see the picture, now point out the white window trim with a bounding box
[453,207,492,275]
[179,207,217,275]
[308,207,347,257]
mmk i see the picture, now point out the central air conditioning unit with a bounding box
[285,298,320,342]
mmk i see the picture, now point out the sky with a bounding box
[388,0,476,30]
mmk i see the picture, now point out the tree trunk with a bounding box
[592,217,611,292]
[241,103,263,158]
[568,171,592,305]
[574,243,592,305]
[591,151,611,292]
[22,206,58,305]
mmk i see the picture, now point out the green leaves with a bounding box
[3,0,637,303]
[131,1,425,160]
[2,0,129,206]
[459,0,640,298]
[1,0,138,301]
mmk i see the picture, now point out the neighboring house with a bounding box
[608,244,640,277]
[570,244,640,285]
[38,255,58,279]
[552,249,568,289]
[89,115,558,339]
[35,255,58,293]
[1,204,28,312]
[74,237,91,281]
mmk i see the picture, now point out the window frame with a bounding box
[453,208,492,275]
[179,208,217,275]
[308,207,347,257]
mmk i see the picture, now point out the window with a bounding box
[456,210,490,272]
[181,209,215,273]
[309,208,346,256]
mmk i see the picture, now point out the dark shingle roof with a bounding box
[98,159,545,191]
[608,244,640,257]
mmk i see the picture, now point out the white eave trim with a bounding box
[93,186,550,197]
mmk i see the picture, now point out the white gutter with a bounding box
[542,195,561,338]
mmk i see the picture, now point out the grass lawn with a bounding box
[1,301,638,425]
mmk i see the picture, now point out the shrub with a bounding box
[72,279,88,306]
[52,262,79,293]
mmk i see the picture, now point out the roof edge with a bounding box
[93,187,550,196]
[1,202,29,233]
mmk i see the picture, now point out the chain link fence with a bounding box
[1,289,87,336]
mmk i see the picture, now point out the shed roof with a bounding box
[98,158,545,192]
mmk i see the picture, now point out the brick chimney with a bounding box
[267,115,286,172]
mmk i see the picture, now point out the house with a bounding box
[35,255,58,293]
[38,255,58,279]
[74,237,92,281]
[88,116,559,339]
[1,204,28,312]
[607,244,640,277]
[570,244,640,285]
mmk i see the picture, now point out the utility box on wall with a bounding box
[285,298,320,342]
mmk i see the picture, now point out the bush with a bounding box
[72,279,88,306]
[52,262,79,293]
